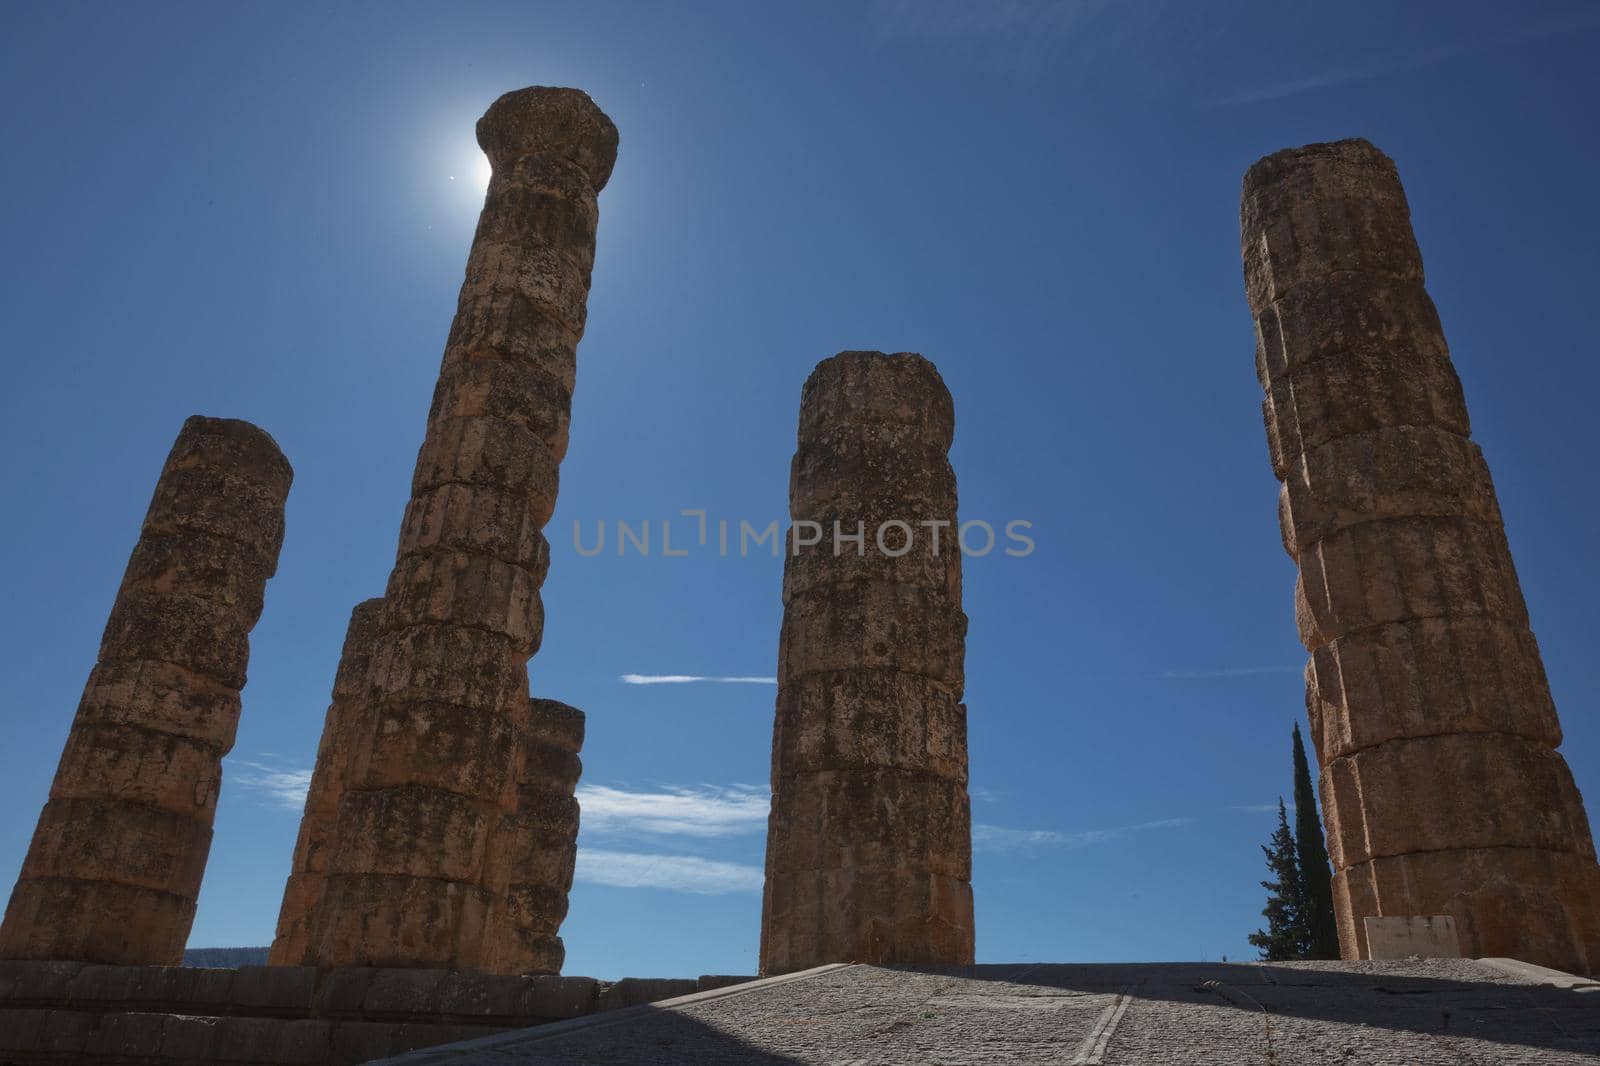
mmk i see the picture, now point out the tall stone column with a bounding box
[306,87,616,970]
[267,597,385,966]
[1242,138,1600,974]
[481,698,584,975]
[760,351,974,975]
[0,416,292,965]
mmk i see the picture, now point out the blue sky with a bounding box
[2,1,1598,978]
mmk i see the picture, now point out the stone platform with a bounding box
[0,962,747,1065]
[378,959,1600,1064]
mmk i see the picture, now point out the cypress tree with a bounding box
[1248,797,1308,961]
[1292,722,1340,959]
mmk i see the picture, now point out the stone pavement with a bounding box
[379,958,1600,1064]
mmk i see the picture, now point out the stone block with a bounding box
[429,355,574,461]
[39,1008,97,1055]
[231,964,317,1012]
[328,1020,397,1066]
[212,1016,287,1061]
[160,1013,221,1060]
[597,977,699,1011]
[365,622,530,713]
[362,967,453,1017]
[328,786,493,883]
[1363,915,1461,960]
[1241,139,1422,313]
[475,86,619,186]
[797,350,955,450]
[22,798,210,897]
[0,959,85,1005]
[383,551,543,648]
[0,878,194,965]
[474,169,599,268]
[1252,274,1450,386]
[522,974,598,1018]
[778,582,966,690]
[74,658,243,752]
[98,589,253,689]
[1293,515,1529,648]
[521,738,582,792]
[121,529,274,623]
[485,930,564,977]
[314,968,378,1017]
[1319,734,1595,868]
[86,1010,168,1059]
[310,875,492,970]
[142,465,288,568]
[790,424,957,519]
[397,483,549,572]
[441,290,578,392]
[1279,426,1500,556]
[461,230,597,334]
[51,723,223,818]
[271,1018,335,1065]
[410,419,559,539]
[782,511,962,603]
[528,698,585,749]
[1260,342,1468,482]
[1306,615,1561,761]
[0,1008,49,1052]
[772,670,966,780]
[766,768,972,880]
[435,970,528,1019]
[348,702,520,799]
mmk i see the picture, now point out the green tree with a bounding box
[1292,722,1340,959]
[1248,797,1309,961]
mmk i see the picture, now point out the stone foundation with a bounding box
[0,962,744,1065]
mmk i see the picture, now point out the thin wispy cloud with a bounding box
[576,783,770,837]
[620,674,777,685]
[1232,803,1295,814]
[974,817,1193,854]
[1160,666,1300,680]
[869,0,1118,77]
[575,849,763,894]
[1209,8,1600,107]
[230,759,312,811]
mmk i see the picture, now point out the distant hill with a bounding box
[183,946,270,968]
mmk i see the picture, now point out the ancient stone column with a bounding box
[267,597,385,966]
[760,351,974,975]
[481,698,584,975]
[0,416,292,965]
[306,87,615,970]
[1242,138,1600,974]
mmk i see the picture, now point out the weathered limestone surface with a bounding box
[0,416,292,965]
[481,699,585,976]
[0,959,743,1065]
[760,351,974,975]
[306,87,615,971]
[269,598,386,966]
[1242,139,1600,974]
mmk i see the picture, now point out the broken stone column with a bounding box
[760,351,974,975]
[306,87,616,970]
[267,597,385,966]
[481,698,585,975]
[0,416,292,965]
[1242,138,1600,974]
